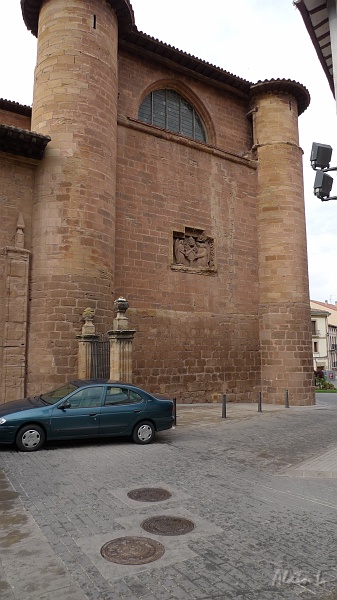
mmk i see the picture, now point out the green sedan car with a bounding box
[0,380,175,452]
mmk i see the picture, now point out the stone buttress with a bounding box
[21,0,134,392]
[251,80,315,405]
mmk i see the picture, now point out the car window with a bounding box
[104,387,145,405]
[41,383,78,405]
[104,387,129,406]
[66,387,103,409]
[129,390,144,403]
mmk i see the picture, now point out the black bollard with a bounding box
[173,397,177,425]
[258,391,262,412]
[222,394,227,418]
[285,389,289,408]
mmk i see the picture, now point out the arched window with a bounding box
[138,89,206,143]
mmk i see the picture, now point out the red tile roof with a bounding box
[311,300,337,312]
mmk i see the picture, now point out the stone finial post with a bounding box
[108,298,136,382]
[77,308,98,379]
[15,213,25,249]
[81,307,96,335]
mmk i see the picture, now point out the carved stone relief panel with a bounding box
[172,228,216,273]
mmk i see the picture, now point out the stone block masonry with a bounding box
[0,0,315,404]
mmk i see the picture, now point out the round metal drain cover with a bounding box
[141,516,195,536]
[101,536,165,565]
[127,487,172,502]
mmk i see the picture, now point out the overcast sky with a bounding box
[1,0,337,303]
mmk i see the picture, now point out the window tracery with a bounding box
[138,89,206,142]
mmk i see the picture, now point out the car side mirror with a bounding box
[58,400,71,410]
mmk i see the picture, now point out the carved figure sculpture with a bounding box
[173,231,214,268]
[184,236,197,264]
[174,238,187,265]
[196,238,209,266]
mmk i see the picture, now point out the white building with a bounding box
[311,300,337,370]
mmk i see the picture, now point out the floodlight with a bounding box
[314,170,333,200]
[310,142,333,170]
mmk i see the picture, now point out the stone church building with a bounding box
[0,0,315,405]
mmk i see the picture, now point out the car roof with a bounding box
[71,379,144,389]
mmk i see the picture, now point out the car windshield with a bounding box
[40,383,78,405]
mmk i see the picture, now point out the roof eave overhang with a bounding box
[21,0,135,37]
[0,99,32,116]
[20,0,252,100]
[19,2,310,116]
[0,125,50,160]
[294,0,335,96]
[250,78,311,115]
[120,30,252,99]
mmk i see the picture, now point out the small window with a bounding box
[138,89,206,143]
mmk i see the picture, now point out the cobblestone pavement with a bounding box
[2,396,337,599]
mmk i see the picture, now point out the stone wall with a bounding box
[0,110,31,130]
[114,49,260,401]
[128,309,260,403]
[0,2,314,405]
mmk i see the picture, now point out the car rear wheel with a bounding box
[132,421,155,444]
[15,424,45,452]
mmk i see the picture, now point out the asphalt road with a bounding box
[315,392,337,408]
[1,396,337,600]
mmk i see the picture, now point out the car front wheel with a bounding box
[132,421,155,444]
[15,424,45,452]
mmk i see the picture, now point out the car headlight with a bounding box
[0,418,6,425]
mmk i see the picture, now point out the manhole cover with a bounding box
[141,516,195,536]
[100,536,165,565]
[127,488,172,502]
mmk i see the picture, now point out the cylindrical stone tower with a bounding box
[251,80,315,406]
[21,0,134,393]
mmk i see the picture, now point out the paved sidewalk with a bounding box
[282,446,337,478]
[2,398,337,600]
[175,402,307,427]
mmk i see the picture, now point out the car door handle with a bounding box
[89,413,98,417]
[133,409,141,413]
